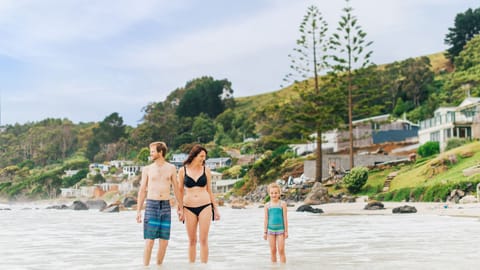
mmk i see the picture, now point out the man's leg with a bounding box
[144,239,154,266]
[157,239,169,264]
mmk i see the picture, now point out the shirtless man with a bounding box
[136,141,183,266]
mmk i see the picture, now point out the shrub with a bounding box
[445,138,468,151]
[343,167,369,193]
[417,141,440,158]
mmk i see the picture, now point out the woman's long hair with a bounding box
[183,144,208,166]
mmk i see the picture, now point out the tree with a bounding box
[329,0,373,169]
[444,7,480,61]
[176,76,234,119]
[284,5,334,182]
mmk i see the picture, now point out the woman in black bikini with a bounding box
[178,144,220,263]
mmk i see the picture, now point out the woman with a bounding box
[178,144,220,263]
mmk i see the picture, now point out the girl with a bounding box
[263,183,288,263]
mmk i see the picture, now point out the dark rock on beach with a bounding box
[70,200,89,210]
[364,201,385,210]
[296,204,324,214]
[123,197,137,208]
[86,199,107,210]
[46,204,69,210]
[392,205,417,214]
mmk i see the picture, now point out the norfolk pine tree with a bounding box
[284,6,335,182]
[329,0,373,169]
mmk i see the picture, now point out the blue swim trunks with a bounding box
[144,199,171,240]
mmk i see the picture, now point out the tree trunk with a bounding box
[315,128,323,182]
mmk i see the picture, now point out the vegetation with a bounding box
[1,4,479,201]
[342,166,369,193]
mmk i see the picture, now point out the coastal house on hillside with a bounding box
[418,97,480,151]
[205,157,231,170]
[170,153,188,168]
[290,114,419,155]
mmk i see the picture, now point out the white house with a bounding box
[123,165,142,178]
[418,97,480,151]
[205,158,231,170]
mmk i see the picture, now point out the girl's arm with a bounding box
[282,201,288,239]
[205,167,220,220]
[263,205,269,240]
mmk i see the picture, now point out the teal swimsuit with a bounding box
[267,201,285,235]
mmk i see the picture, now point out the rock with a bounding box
[296,204,323,214]
[364,201,384,210]
[46,204,69,210]
[459,195,478,204]
[122,197,137,208]
[86,199,107,210]
[303,182,329,205]
[70,200,89,210]
[231,198,247,209]
[392,205,417,214]
[101,204,120,213]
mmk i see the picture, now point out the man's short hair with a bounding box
[149,141,168,157]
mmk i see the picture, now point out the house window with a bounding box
[430,131,440,142]
[453,126,471,139]
[444,129,451,139]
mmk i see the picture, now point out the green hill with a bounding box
[364,141,480,202]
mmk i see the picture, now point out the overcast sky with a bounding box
[0,0,477,126]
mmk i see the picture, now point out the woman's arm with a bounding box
[205,167,220,220]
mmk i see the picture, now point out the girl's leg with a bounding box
[198,205,213,263]
[277,234,286,263]
[184,209,199,262]
[268,235,277,262]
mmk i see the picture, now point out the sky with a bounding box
[0,0,478,127]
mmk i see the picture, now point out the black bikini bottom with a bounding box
[184,203,214,220]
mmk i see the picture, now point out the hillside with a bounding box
[364,141,480,202]
[235,51,451,119]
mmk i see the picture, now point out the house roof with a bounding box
[458,97,480,108]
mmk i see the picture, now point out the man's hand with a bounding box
[136,212,142,223]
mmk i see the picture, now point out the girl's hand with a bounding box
[284,232,288,239]
[263,233,267,240]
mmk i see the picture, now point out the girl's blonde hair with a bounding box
[267,183,281,194]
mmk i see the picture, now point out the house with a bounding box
[123,165,142,178]
[205,157,231,170]
[170,153,188,168]
[209,171,241,193]
[109,160,134,168]
[291,114,419,154]
[419,97,480,151]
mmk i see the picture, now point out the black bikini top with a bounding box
[184,166,207,188]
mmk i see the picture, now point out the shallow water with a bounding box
[0,203,479,269]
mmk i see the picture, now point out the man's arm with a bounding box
[136,166,148,223]
[172,166,184,222]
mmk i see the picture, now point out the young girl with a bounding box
[263,183,288,263]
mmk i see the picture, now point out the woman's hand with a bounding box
[213,206,221,221]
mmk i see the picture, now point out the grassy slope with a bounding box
[370,141,480,191]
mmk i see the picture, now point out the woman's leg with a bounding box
[277,234,286,263]
[268,235,277,262]
[198,204,213,263]
[184,209,199,262]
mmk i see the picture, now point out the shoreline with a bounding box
[2,199,480,218]
[249,200,480,218]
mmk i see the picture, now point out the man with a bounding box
[136,141,183,266]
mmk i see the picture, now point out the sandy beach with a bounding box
[282,200,480,218]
